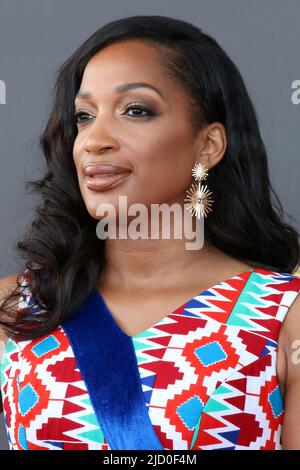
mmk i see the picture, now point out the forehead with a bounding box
[77,40,184,102]
[82,40,163,80]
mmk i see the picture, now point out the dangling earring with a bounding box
[184,162,214,219]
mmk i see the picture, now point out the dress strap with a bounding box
[62,288,164,450]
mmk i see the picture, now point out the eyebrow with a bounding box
[75,82,164,101]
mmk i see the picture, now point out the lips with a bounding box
[83,163,132,191]
[84,163,130,177]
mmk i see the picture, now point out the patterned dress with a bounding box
[1,267,300,450]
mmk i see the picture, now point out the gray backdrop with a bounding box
[0,0,299,450]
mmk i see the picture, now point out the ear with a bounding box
[193,122,227,169]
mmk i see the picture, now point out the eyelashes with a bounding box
[74,103,156,124]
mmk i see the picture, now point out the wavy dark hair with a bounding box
[0,14,299,341]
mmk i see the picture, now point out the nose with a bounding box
[84,117,119,154]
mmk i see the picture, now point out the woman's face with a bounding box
[73,39,202,222]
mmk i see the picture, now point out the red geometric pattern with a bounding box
[1,268,300,450]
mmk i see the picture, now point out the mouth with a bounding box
[85,170,132,191]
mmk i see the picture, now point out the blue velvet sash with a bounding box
[62,287,164,450]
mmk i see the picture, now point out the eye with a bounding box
[121,103,156,118]
[74,102,156,125]
[74,111,93,124]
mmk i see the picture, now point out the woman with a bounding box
[0,15,300,451]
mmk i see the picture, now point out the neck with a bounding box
[101,233,225,291]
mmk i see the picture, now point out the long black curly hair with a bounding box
[1,14,299,341]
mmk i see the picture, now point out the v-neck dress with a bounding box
[1,267,300,450]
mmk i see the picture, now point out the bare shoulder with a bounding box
[0,273,19,343]
[279,268,300,352]
[280,291,300,381]
[278,289,300,449]
[0,274,19,297]
[0,274,19,412]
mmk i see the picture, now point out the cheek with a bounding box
[72,142,88,201]
[72,138,81,170]
[136,130,193,187]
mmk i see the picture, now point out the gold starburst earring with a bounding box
[184,162,214,219]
